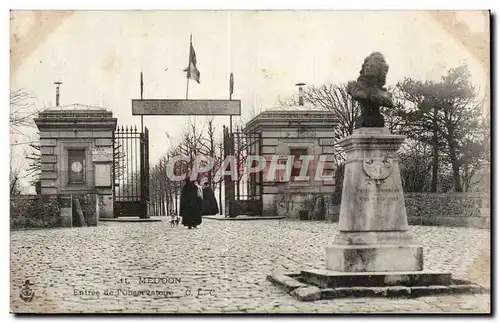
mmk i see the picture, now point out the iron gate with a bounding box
[113,126,150,218]
[223,128,263,217]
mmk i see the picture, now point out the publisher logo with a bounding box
[19,280,34,302]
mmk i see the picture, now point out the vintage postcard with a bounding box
[9,10,490,314]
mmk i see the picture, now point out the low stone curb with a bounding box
[266,274,308,293]
[99,218,161,222]
[267,274,490,302]
[204,215,286,221]
[291,286,323,302]
[11,227,69,231]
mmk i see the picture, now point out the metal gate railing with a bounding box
[224,128,263,217]
[113,125,150,218]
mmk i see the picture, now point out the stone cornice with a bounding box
[244,110,338,132]
[34,119,117,130]
[34,109,117,131]
[34,118,117,125]
[37,109,113,118]
[337,127,406,153]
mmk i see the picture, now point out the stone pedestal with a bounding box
[325,127,423,272]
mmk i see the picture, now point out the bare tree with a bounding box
[10,167,22,195]
[248,104,264,121]
[149,156,173,216]
[150,118,233,216]
[198,118,218,187]
[113,143,127,179]
[279,83,360,164]
[10,89,38,136]
[24,143,41,186]
[150,120,209,216]
[10,89,40,192]
[281,84,359,138]
[398,140,433,192]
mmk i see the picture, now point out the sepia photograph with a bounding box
[8,9,491,314]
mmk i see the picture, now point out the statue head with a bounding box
[358,52,389,89]
[347,52,393,128]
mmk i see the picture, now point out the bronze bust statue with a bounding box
[347,52,394,128]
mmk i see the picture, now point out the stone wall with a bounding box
[10,194,100,229]
[405,193,490,229]
[320,192,490,228]
[10,195,61,229]
[270,192,339,221]
[273,191,490,228]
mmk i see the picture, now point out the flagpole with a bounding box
[185,34,192,100]
[140,71,144,132]
[229,73,233,134]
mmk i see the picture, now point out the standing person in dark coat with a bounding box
[180,178,202,229]
[202,182,219,215]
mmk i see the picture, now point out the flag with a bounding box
[229,73,234,97]
[140,72,144,99]
[183,37,200,83]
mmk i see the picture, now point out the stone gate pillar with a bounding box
[34,105,117,225]
[243,110,339,219]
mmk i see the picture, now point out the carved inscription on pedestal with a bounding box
[354,188,400,202]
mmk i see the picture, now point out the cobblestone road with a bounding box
[10,219,490,313]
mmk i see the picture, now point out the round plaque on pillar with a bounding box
[71,161,83,173]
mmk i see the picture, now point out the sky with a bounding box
[10,10,490,193]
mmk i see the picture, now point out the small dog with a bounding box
[169,213,180,228]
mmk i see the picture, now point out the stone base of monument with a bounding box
[301,269,451,288]
[266,271,490,302]
[325,245,423,272]
[325,231,424,272]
